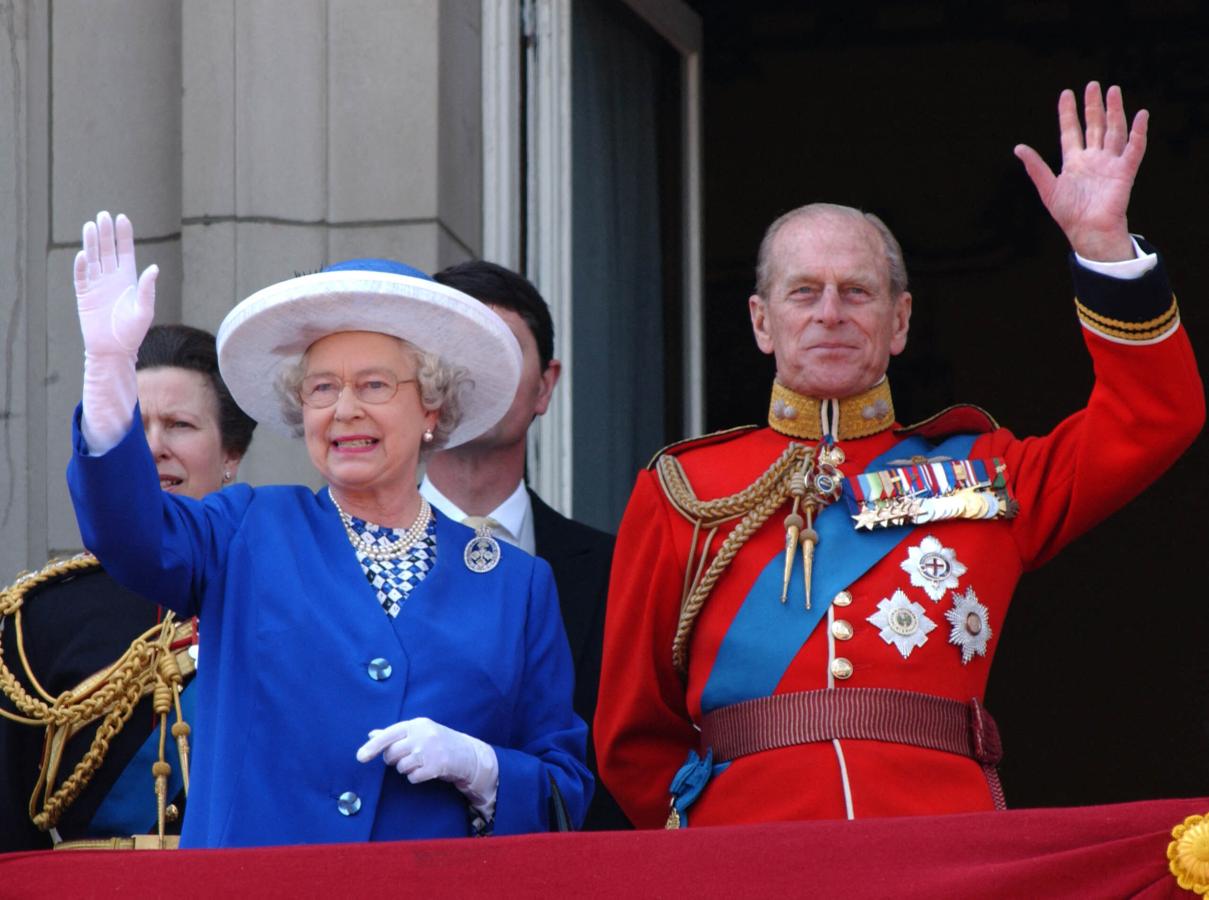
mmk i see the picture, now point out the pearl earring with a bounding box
[223,470,232,482]
[422,429,434,444]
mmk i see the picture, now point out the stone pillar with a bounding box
[0,0,485,568]
[0,0,35,578]
[45,0,184,554]
[182,0,483,489]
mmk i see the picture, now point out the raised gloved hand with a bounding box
[74,211,158,454]
[356,717,499,817]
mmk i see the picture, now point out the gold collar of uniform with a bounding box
[768,379,896,440]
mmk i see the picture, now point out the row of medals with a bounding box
[852,486,1016,530]
[782,444,1014,610]
[804,444,1017,532]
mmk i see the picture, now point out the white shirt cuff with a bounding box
[1074,236,1157,281]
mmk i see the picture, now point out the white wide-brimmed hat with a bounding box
[216,258,522,448]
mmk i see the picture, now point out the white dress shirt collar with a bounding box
[419,475,535,555]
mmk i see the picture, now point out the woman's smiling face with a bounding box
[300,331,438,500]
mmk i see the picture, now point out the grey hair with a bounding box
[275,337,469,457]
[754,203,908,299]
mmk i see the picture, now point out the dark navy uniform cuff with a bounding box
[1068,238,1179,342]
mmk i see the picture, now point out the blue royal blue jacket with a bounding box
[67,406,592,848]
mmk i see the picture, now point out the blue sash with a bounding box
[90,678,196,836]
[699,432,978,714]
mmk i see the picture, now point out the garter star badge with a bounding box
[945,587,992,664]
[901,535,966,602]
[867,589,935,659]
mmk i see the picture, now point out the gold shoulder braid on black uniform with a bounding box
[656,442,814,676]
[0,553,194,849]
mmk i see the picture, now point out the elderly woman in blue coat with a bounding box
[65,211,591,847]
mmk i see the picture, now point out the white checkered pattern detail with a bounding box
[347,515,437,617]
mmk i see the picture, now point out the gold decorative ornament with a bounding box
[658,442,809,675]
[656,380,906,675]
[657,441,843,673]
[1168,813,1209,895]
[768,379,895,441]
[777,451,839,610]
[0,554,194,843]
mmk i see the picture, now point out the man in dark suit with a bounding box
[423,261,628,830]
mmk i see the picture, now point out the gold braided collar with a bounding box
[768,379,896,440]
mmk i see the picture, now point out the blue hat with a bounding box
[322,258,433,281]
[216,258,522,447]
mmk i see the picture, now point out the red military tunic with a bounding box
[595,252,1203,829]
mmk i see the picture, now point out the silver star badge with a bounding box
[945,587,992,664]
[867,589,936,659]
[901,535,967,602]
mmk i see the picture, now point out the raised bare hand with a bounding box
[1014,82,1147,262]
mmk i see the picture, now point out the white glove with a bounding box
[356,717,499,818]
[74,211,158,454]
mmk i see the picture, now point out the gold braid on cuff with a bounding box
[1075,296,1179,342]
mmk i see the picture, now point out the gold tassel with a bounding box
[801,507,818,611]
[152,758,171,847]
[171,721,191,797]
[152,660,175,846]
[781,512,803,603]
[781,455,812,605]
[171,686,191,796]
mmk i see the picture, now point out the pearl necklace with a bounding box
[330,494,433,561]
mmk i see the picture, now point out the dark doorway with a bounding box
[686,1,1209,808]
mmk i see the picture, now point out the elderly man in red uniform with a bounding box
[595,83,1204,828]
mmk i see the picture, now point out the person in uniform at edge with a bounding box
[423,261,629,830]
[594,82,1204,828]
[64,212,592,847]
[0,325,255,850]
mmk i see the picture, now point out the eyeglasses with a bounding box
[299,373,417,408]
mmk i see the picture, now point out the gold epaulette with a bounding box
[0,554,194,843]
[645,425,760,470]
[0,552,104,615]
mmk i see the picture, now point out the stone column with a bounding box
[182,0,483,489]
[0,0,36,577]
[1,0,485,568]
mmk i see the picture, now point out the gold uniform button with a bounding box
[831,619,853,641]
[833,590,853,607]
[831,657,853,680]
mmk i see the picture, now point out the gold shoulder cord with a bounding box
[0,553,194,848]
[656,443,810,676]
